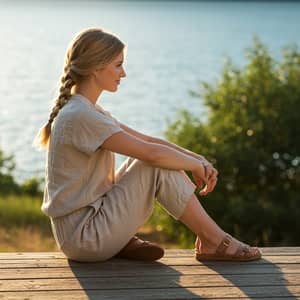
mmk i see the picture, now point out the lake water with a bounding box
[0,1,299,182]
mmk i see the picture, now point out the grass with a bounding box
[0,226,58,251]
[0,195,56,251]
[0,195,50,234]
[0,195,194,251]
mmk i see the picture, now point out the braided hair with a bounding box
[34,27,125,148]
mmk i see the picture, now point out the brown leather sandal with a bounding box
[114,236,164,261]
[195,234,262,262]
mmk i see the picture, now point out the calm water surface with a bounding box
[0,1,299,181]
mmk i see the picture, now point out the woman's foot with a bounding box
[195,234,261,261]
[114,236,164,261]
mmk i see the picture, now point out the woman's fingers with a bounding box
[204,164,218,181]
[192,162,218,196]
[208,168,218,179]
[199,184,208,196]
[192,170,204,188]
[195,177,203,188]
[199,174,218,195]
[207,176,218,193]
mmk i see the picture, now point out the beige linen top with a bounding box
[42,94,123,218]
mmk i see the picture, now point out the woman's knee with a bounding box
[124,158,159,175]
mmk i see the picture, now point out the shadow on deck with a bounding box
[0,247,299,299]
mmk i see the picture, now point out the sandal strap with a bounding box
[216,234,232,255]
[235,242,255,258]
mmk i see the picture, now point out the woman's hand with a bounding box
[192,161,218,196]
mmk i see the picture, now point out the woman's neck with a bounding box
[72,82,102,105]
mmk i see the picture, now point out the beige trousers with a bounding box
[50,158,196,262]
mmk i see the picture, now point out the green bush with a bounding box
[0,195,51,234]
[0,148,43,196]
[0,149,49,236]
[146,202,195,248]
[20,178,44,197]
[152,37,300,247]
[0,149,20,194]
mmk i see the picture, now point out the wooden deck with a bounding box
[0,247,299,299]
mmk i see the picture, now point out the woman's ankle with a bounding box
[196,230,226,252]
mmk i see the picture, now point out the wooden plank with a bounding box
[0,273,299,292]
[212,296,298,300]
[208,299,299,300]
[0,248,299,259]
[0,263,299,280]
[252,247,300,254]
[0,285,299,300]
[164,247,300,257]
[0,248,299,300]
[0,252,66,260]
[0,255,299,269]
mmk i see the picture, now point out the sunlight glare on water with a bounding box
[0,1,299,182]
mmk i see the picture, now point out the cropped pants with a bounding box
[50,158,196,262]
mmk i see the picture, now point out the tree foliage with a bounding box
[0,149,19,194]
[164,37,300,246]
[0,149,42,197]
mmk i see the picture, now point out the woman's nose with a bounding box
[121,70,126,78]
[121,67,126,78]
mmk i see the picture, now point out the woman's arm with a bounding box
[102,128,219,195]
[120,123,209,164]
[151,136,207,162]
[117,123,218,195]
[94,105,207,163]
[102,129,202,173]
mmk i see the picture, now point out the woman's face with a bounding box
[94,50,126,92]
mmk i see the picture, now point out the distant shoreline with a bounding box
[47,0,300,2]
[80,0,300,1]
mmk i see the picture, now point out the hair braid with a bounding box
[35,69,75,148]
[48,73,74,124]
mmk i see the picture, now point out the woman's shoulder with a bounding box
[53,95,120,133]
[59,95,94,119]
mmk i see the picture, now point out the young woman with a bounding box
[35,27,261,262]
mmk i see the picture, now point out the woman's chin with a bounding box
[106,86,118,93]
[113,85,120,92]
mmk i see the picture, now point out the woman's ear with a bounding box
[90,68,99,79]
[91,67,104,80]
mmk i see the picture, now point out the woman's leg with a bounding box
[114,157,135,183]
[179,190,260,256]
[63,158,258,262]
[115,159,258,256]
[83,159,196,261]
[179,193,225,250]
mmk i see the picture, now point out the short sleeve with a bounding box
[72,108,123,155]
[103,110,121,126]
[95,103,121,126]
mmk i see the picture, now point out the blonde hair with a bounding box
[34,27,125,148]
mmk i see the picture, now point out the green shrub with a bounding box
[155,37,300,247]
[0,149,20,194]
[0,148,43,196]
[20,178,44,197]
[0,195,51,234]
[149,202,196,248]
